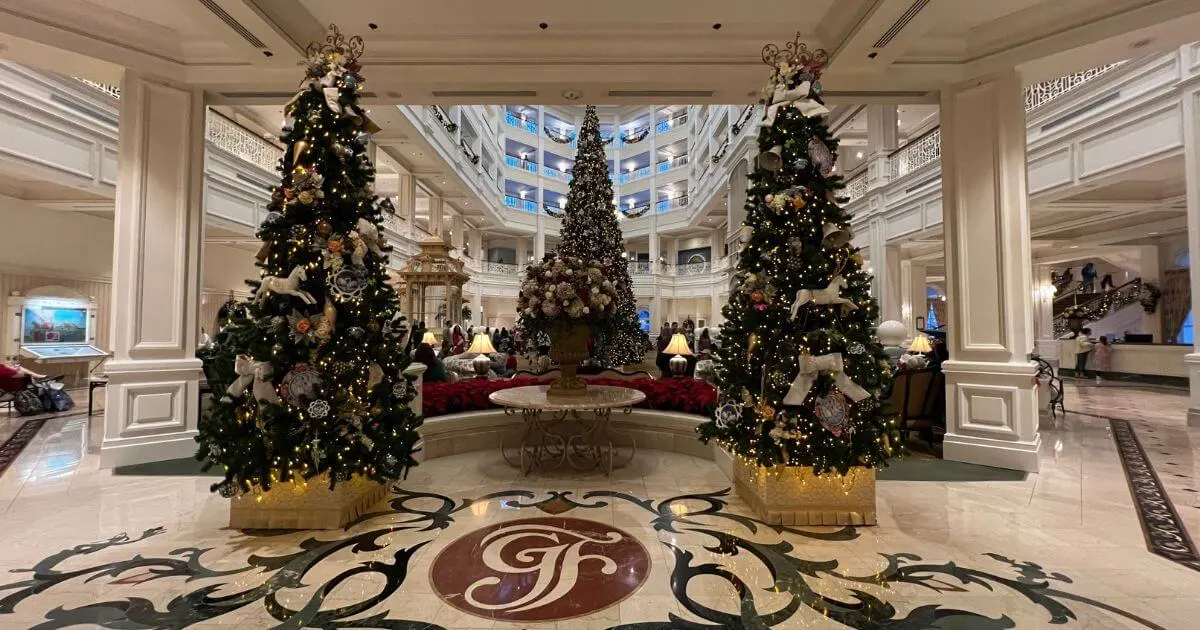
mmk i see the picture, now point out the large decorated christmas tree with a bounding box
[554,105,644,367]
[196,26,422,496]
[698,38,901,474]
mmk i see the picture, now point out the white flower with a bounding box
[545,291,554,299]
[565,269,573,275]
[582,306,590,314]
[562,300,570,307]
[591,286,600,294]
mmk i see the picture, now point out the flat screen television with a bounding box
[23,303,88,345]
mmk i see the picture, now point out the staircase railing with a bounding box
[1052,278,1143,338]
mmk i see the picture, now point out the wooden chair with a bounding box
[888,367,945,446]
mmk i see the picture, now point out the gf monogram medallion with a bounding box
[429,516,651,621]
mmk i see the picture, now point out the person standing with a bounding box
[1100,273,1115,292]
[1081,262,1097,294]
[1093,336,1112,383]
[1073,328,1095,380]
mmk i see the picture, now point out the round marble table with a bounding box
[489,385,645,475]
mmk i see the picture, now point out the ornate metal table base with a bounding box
[492,386,644,476]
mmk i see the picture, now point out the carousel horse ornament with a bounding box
[227,354,281,405]
[782,352,870,406]
[254,266,315,305]
[790,276,857,318]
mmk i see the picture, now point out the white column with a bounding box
[1033,264,1057,358]
[1136,245,1163,342]
[397,171,416,239]
[534,213,546,261]
[900,259,926,338]
[865,104,898,187]
[428,195,444,238]
[869,218,901,322]
[469,228,483,260]
[101,71,206,468]
[516,239,528,266]
[939,69,1040,472]
[450,214,464,251]
[648,214,660,274]
[1180,80,1200,426]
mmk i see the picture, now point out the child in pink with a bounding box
[1093,336,1112,382]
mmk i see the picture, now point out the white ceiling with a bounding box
[2,0,1198,104]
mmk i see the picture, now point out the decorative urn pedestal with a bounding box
[548,323,590,396]
[229,474,388,530]
[733,457,877,526]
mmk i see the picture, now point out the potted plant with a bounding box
[1062,303,1091,334]
[517,254,619,395]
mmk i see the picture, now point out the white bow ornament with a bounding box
[227,354,281,405]
[760,81,831,129]
[782,352,870,406]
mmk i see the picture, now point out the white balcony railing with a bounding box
[1024,63,1125,112]
[74,77,121,99]
[843,172,868,202]
[655,113,688,134]
[889,128,941,180]
[482,261,520,275]
[654,195,689,213]
[627,261,653,275]
[504,154,538,174]
[205,112,285,173]
[675,261,711,276]
[656,154,689,174]
[542,165,572,183]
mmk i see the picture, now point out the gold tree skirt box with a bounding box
[229,474,388,530]
[733,457,877,526]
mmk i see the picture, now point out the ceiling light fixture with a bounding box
[539,22,549,30]
[368,22,379,30]
[855,151,863,159]
[712,23,722,30]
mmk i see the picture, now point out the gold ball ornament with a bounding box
[317,220,333,237]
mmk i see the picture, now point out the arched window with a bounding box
[927,303,939,330]
[1178,311,1193,345]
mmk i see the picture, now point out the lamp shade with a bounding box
[421,331,438,346]
[467,333,497,355]
[907,333,933,353]
[663,333,693,356]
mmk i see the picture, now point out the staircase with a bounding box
[1052,278,1143,338]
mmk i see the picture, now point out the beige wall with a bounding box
[0,198,257,352]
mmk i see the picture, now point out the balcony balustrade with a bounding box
[1024,63,1124,112]
[655,113,689,134]
[618,165,653,184]
[627,261,652,275]
[542,165,572,182]
[504,154,538,173]
[504,111,539,134]
[889,128,942,180]
[205,111,284,173]
[654,195,689,213]
[843,172,869,203]
[503,194,538,212]
[656,154,689,174]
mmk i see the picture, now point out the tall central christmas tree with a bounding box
[196,26,422,497]
[698,37,901,474]
[556,105,644,367]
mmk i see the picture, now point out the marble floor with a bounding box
[0,384,1198,629]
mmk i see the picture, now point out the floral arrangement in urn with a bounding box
[518,255,619,331]
[517,255,619,394]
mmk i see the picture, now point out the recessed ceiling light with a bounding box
[412,151,423,156]
[855,151,863,159]
[539,22,549,30]
[1148,231,1158,235]
[712,23,722,30]
[368,22,379,30]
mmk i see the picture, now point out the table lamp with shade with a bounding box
[663,333,694,376]
[901,333,932,370]
[907,333,933,354]
[467,333,497,378]
[420,331,438,346]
